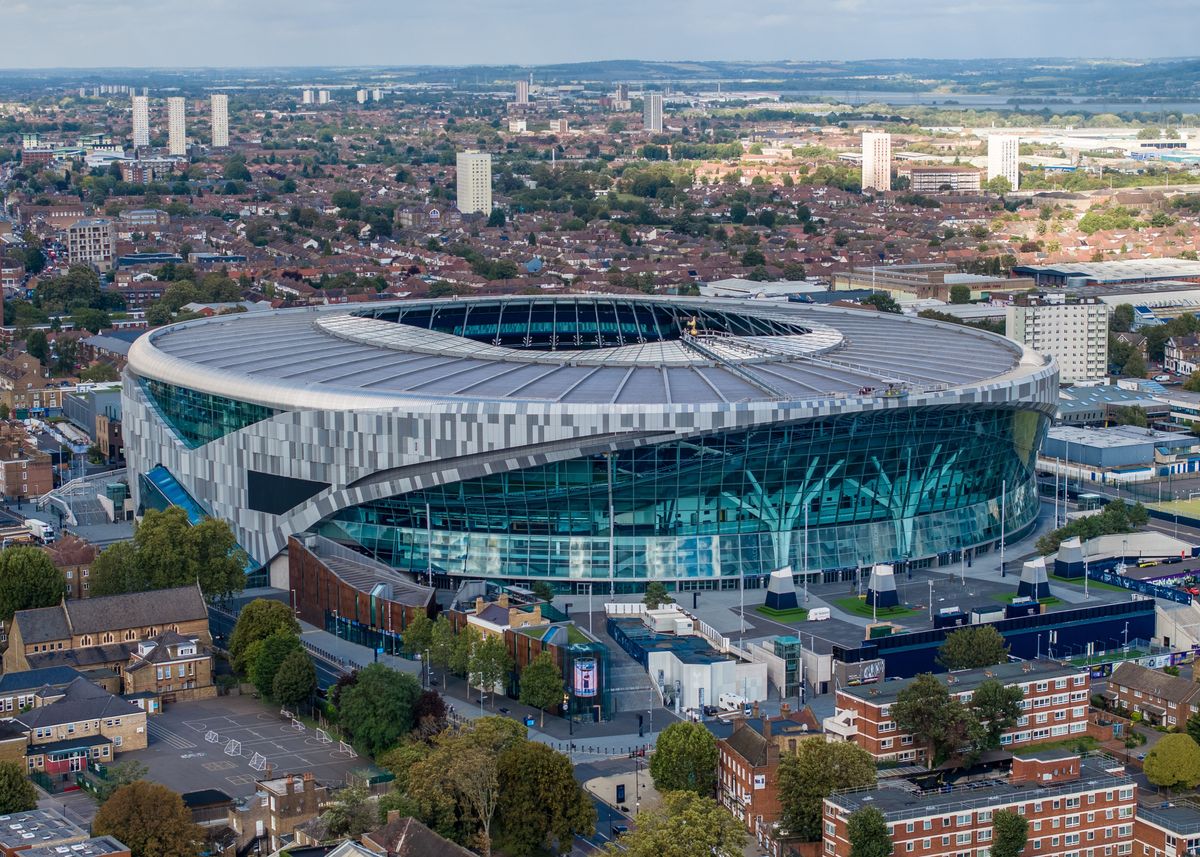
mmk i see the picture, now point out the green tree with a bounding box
[1188,710,1200,745]
[79,362,119,382]
[229,598,300,674]
[497,741,595,855]
[401,613,434,657]
[782,262,807,281]
[0,761,37,812]
[250,631,303,698]
[377,740,430,794]
[470,634,513,706]
[93,781,202,857]
[25,329,47,363]
[518,651,564,727]
[606,790,745,857]
[649,721,718,796]
[1110,304,1135,333]
[643,581,672,610]
[949,284,971,304]
[892,673,974,767]
[93,759,149,802]
[862,293,902,313]
[337,663,422,757]
[0,546,64,624]
[487,208,507,228]
[992,810,1029,857]
[1184,371,1200,393]
[986,175,1013,195]
[938,626,1009,670]
[1122,352,1147,379]
[740,248,766,267]
[1144,733,1200,793]
[848,805,892,857]
[531,580,555,602]
[970,678,1025,750]
[272,647,317,709]
[429,615,456,673]
[778,737,875,841]
[321,783,376,839]
[450,624,480,677]
[1113,405,1149,426]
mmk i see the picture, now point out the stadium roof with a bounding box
[128,295,1041,409]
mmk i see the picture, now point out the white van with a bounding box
[718,692,748,712]
[808,607,831,621]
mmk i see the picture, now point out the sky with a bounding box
[0,0,1196,69]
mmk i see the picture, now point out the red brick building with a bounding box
[825,661,1090,764]
[823,751,1137,857]
[1106,662,1200,728]
[1134,802,1200,857]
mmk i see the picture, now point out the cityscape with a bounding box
[5,5,1200,857]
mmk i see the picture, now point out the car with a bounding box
[703,705,719,717]
[1137,753,1146,761]
[612,824,628,835]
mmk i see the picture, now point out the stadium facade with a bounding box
[123,296,1057,592]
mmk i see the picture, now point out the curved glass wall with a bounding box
[140,378,280,449]
[321,406,1048,583]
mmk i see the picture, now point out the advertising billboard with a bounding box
[573,658,598,697]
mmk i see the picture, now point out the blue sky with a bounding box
[1,0,1195,68]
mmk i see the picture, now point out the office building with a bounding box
[1006,294,1110,383]
[210,94,228,148]
[66,217,117,272]
[824,661,1090,764]
[643,92,663,133]
[861,131,892,192]
[455,149,492,215]
[122,296,1057,588]
[987,134,1020,191]
[166,96,186,156]
[301,88,314,104]
[131,95,150,148]
[515,80,529,104]
[822,752,1136,857]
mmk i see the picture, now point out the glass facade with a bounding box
[320,406,1048,585]
[357,298,810,350]
[141,378,279,449]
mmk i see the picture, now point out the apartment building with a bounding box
[1106,661,1199,728]
[0,438,53,499]
[988,135,1021,191]
[65,218,116,272]
[455,150,492,215]
[211,93,229,148]
[822,752,1137,857]
[131,95,149,147]
[1006,295,1111,384]
[167,96,186,156]
[1134,802,1200,857]
[515,80,530,104]
[861,132,892,192]
[897,165,982,193]
[825,661,1090,764]
[643,93,664,133]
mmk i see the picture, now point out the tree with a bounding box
[498,741,596,855]
[1188,710,1200,746]
[487,208,507,228]
[272,648,317,709]
[531,580,554,602]
[992,809,1029,857]
[250,631,303,698]
[321,783,376,839]
[949,284,971,304]
[93,759,149,802]
[412,690,448,738]
[606,790,745,857]
[778,737,875,841]
[649,721,718,796]
[0,547,64,624]
[1122,352,1147,379]
[861,293,902,313]
[93,781,202,857]
[1144,733,1200,793]
[450,624,480,677]
[470,634,513,706]
[229,598,300,674]
[643,581,672,610]
[848,806,892,857]
[986,175,1013,196]
[378,740,430,794]
[938,626,1009,670]
[970,678,1025,751]
[518,651,564,727]
[401,613,434,657]
[1113,405,1148,426]
[429,615,456,673]
[25,329,47,363]
[79,362,119,382]
[1111,304,1135,333]
[1185,371,1200,393]
[892,673,973,767]
[0,761,36,812]
[337,663,422,757]
[740,248,766,267]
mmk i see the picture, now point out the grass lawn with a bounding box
[1020,735,1101,754]
[1049,573,1129,594]
[833,596,920,619]
[755,605,809,622]
[1069,648,1146,667]
[991,592,1062,607]
[1150,497,1200,518]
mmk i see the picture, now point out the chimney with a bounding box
[287,774,295,794]
[763,717,773,741]
[497,593,509,608]
[387,809,401,824]
[781,701,791,714]
[475,596,485,613]
[752,701,760,719]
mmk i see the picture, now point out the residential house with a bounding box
[360,813,476,856]
[1107,661,1200,727]
[231,773,329,854]
[123,630,217,702]
[44,535,98,599]
[1165,335,1200,376]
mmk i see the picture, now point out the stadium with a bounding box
[123,295,1058,593]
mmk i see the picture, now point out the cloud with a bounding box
[0,0,1194,68]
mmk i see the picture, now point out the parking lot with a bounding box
[121,695,368,799]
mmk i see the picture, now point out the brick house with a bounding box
[1134,802,1200,857]
[825,661,1090,763]
[1107,661,1199,728]
[43,535,99,599]
[231,772,329,853]
[16,677,147,780]
[123,630,217,702]
[822,751,1137,857]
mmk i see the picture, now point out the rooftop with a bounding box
[838,660,1084,706]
